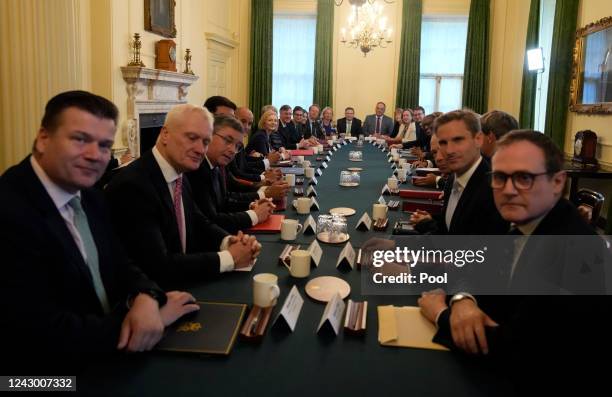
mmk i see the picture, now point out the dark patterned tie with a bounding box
[173,176,185,253]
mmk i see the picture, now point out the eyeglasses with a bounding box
[214,133,244,152]
[489,171,551,191]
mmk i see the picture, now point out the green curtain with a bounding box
[462,0,490,114]
[543,0,579,149]
[313,0,334,107]
[519,0,541,129]
[249,0,273,121]
[395,0,422,109]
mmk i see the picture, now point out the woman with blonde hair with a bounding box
[320,106,336,136]
[246,109,282,156]
[385,109,416,145]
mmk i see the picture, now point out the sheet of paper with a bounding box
[377,306,449,351]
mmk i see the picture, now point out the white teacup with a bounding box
[387,177,399,190]
[304,167,315,178]
[253,273,281,308]
[284,174,296,187]
[281,219,303,241]
[372,203,388,221]
[294,197,311,214]
[285,249,311,278]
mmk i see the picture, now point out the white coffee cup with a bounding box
[387,177,399,190]
[284,174,296,187]
[295,155,305,163]
[253,273,281,308]
[372,203,388,221]
[398,158,407,167]
[391,148,399,156]
[397,167,408,182]
[304,167,315,178]
[294,197,311,214]
[281,219,303,241]
[301,160,311,168]
[392,153,400,162]
[285,249,311,278]
[317,145,324,152]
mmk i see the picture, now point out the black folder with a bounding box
[156,302,247,355]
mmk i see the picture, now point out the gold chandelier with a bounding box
[339,1,393,57]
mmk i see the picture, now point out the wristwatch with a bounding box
[127,288,167,309]
[449,293,476,307]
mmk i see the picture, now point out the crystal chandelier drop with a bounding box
[339,2,392,57]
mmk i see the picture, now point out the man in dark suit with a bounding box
[411,134,450,191]
[336,107,363,136]
[304,104,325,139]
[418,130,610,392]
[480,110,518,160]
[106,104,260,288]
[278,104,305,149]
[0,91,198,369]
[187,115,275,234]
[293,106,309,138]
[411,110,509,235]
[362,102,394,136]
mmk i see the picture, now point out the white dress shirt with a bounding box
[445,156,482,230]
[153,147,235,272]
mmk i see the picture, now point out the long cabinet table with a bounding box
[78,142,515,396]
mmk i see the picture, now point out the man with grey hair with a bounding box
[106,104,261,288]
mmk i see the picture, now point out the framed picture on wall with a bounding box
[144,0,177,38]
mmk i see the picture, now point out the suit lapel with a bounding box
[449,159,489,232]
[17,159,99,294]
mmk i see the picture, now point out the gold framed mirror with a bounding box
[569,16,612,114]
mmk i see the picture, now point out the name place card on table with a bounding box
[321,162,328,169]
[306,186,318,197]
[307,239,323,267]
[309,177,318,186]
[378,196,387,205]
[355,212,372,231]
[381,184,391,195]
[326,155,331,162]
[273,286,304,332]
[310,197,320,211]
[317,293,346,336]
[316,169,323,177]
[303,215,317,234]
[336,241,356,270]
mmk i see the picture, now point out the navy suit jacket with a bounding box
[0,156,162,364]
[105,151,229,288]
[363,114,394,135]
[336,117,363,135]
[186,162,253,234]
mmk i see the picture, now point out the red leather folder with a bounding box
[289,149,314,156]
[402,200,444,215]
[399,189,444,200]
[246,214,285,234]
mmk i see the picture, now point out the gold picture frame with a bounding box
[569,16,612,114]
[144,0,177,38]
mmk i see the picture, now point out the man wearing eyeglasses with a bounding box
[418,130,609,392]
[187,115,275,234]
